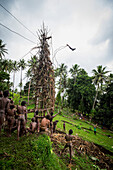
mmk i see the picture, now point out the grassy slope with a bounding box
[0,108,113,170]
[53,114,113,153]
[0,132,67,170]
[27,111,113,152]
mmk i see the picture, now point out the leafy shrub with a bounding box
[11,92,20,105]
[31,134,66,169]
[0,134,66,170]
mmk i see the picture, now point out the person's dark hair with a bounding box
[35,110,38,115]
[46,114,50,120]
[10,104,15,109]
[31,117,35,122]
[50,112,53,116]
[21,101,26,106]
[69,129,73,135]
[3,90,9,97]
[10,100,14,104]
[0,91,3,97]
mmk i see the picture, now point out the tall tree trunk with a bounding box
[28,80,31,105]
[7,77,10,91]
[74,75,77,84]
[92,84,99,110]
[13,71,15,96]
[20,68,22,96]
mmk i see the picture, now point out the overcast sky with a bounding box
[0,0,113,89]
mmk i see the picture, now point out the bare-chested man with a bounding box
[0,90,10,135]
[49,111,60,135]
[0,91,3,97]
[7,102,16,137]
[27,117,37,134]
[60,129,74,164]
[63,122,65,131]
[40,115,50,133]
[53,120,59,133]
[34,110,44,132]
[34,110,40,132]
[17,101,27,140]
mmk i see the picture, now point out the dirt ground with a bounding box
[51,130,113,170]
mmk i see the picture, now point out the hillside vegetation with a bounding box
[0,109,113,170]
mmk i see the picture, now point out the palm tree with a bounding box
[27,55,37,75]
[18,59,26,95]
[25,69,32,105]
[55,63,68,108]
[7,59,14,90]
[0,39,8,59]
[55,63,67,91]
[61,73,67,90]
[106,73,113,85]
[0,59,14,90]
[7,59,13,74]
[12,61,19,94]
[92,65,110,110]
[1,59,9,72]
[69,64,80,84]
[27,55,38,104]
[25,69,32,81]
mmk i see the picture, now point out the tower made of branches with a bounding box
[34,26,55,115]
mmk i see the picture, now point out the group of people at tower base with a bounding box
[0,90,60,139]
[0,90,97,164]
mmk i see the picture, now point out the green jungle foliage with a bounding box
[67,72,95,114]
[95,83,113,129]
[0,71,10,91]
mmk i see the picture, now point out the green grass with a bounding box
[72,153,96,170]
[27,104,35,110]
[0,133,67,170]
[27,111,113,153]
[26,112,113,169]
[53,114,113,153]
[1,104,112,170]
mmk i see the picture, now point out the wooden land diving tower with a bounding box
[34,26,55,115]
